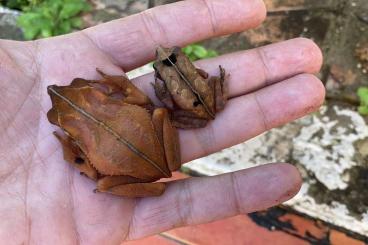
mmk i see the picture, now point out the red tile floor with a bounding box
[124,214,365,245]
[123,172,366,245]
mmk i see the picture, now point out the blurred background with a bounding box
[0,0,367,244]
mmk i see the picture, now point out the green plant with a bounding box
[16,0,90,40]
[182,44,218,61]
[357,87,368,115]
[1,0,42,10]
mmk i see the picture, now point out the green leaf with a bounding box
[357,87,368,97]
[60,1,89,19]
[17,12,43,39]
[357,87,368,104]
[70,17,82,28]
[207,50,218,58]
[357,87,368,115]
[188,53,197,62]
[40,28,52,38]
[182,45,193,56]
[56,20,72,35]
[5,0,30,10]
[15,0,90,40]
[23,28,39,40]
[358,106,368,115]
[193,45,208,58]
[183,44,218,61]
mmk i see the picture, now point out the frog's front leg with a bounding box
[96,176,166,197]
[53,131,98,180]
[153,76,175,110]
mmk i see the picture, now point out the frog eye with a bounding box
[74,157,85,164]
[162,53,177,66]
[193,101,200,107]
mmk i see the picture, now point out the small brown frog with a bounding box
[47,70,181,197]
[153,46,227,128]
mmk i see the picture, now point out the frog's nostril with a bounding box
[74,157,85,164]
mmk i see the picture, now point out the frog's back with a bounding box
[154,48,214,119]
[53,85,171,180]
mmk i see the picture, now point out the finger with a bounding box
[180,73,325,162]
[127,163,301,240]
[82,0,266,71]
[133,38,323,100]
[197,37,323,97]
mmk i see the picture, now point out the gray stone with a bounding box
[149,0,180,7]
[91,0,149,24]
[98,0,129,10]
[95,0,148,15]
[0,7,23,40]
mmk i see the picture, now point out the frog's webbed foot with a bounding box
[95,68,153,108]
[96,176,165,197]
[152,108,181,171]
[209,66,227,112]
[172,110,209,128]
[53,131,98,181]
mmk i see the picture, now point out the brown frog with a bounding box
[153,46,227,128]
[47,69,181,197]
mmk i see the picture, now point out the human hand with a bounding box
[0,0,324,244]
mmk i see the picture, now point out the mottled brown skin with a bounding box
[47,70,181,197]
[153,46,227,128]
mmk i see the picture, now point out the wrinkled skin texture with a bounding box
[0,0,325,244]
[153,46,227,128]
[47,71,181,197]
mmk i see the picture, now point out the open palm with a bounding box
[0,0,325,244]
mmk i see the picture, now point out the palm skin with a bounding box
[0,0,325,244]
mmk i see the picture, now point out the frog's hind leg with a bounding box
[53,131,98,181]
[172,110,209,128]
[95,68,153,107]
[96,176,165,197]
[152,108,181,171]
